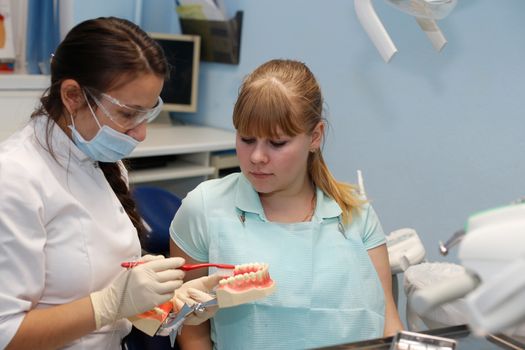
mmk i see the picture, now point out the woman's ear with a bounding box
[60,79,84,116]
[310,121,324,150]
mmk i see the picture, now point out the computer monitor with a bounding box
[149,32,201,113]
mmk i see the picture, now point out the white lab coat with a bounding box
[0,116,141,349]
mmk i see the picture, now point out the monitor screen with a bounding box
[149,32,200,113]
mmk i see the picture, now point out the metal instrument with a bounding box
[157,298,219,347]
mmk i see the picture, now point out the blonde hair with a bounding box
[233,59,363,225]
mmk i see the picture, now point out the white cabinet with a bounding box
[0,74,49,140]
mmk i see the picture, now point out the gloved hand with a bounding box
[172,274,223,325]
[90,256,185,329]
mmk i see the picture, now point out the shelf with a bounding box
[129,161,215,183]
[130,123,235,158]
[210,151,239,178]
[211,152,238,168]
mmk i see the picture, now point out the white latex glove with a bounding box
[172,274,223,325]
[90,256,185,329]
[139,254,164,262]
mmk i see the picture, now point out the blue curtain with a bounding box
[26,0,60,74]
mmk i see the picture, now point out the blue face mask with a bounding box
[68,92,139,162]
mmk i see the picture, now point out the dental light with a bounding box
[354,0,458,62]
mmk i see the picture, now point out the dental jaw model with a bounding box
[158,262,276,347]
[160,262,276,346]
[126,262,235,336]
[132,262,276,342]
[216,263,276,308]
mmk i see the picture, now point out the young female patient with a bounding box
[170,59,403,349]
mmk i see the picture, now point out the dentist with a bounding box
[0,17,212,349]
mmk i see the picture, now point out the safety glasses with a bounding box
[84,87,163,129]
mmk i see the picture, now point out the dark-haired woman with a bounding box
[0,17,213,349]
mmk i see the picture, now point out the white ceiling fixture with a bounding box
[355,0,458,62]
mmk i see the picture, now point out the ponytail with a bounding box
[309,150,364,225]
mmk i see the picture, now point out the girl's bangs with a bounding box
[233,80,304,138]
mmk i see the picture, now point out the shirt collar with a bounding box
[234,173,342,221]
[314,187,342,220]
[234,173,266,218]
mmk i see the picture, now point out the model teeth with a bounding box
[216,262,276,308]
[220,262,271,288]
[234,262,261,274]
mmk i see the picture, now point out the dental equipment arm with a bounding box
[411,202,525,335]
[357,169,367,199]
[415,17,447,51]
[438,229,465,256]
[387,228,426,274]
[354,0,456,62]
[357,171,426,274]
[465,257,525,335]
[354,0,397,63]
[410,271,480,316]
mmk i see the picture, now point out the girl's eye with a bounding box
[270,140,287,147]
[240,137,255,144]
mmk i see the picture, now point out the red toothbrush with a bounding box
[121,261,235,271]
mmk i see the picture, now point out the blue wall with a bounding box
[72,0,139,24]
[71,0,525,266]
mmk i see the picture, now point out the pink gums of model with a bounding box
[216,263,276,308]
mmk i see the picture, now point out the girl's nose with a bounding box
[250,144,268,164]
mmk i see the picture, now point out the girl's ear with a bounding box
[310,121,324,151]
[60,79,84,116]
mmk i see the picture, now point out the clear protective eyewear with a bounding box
[84,88,163,129]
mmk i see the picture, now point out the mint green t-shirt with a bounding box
[170,173,386,350]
